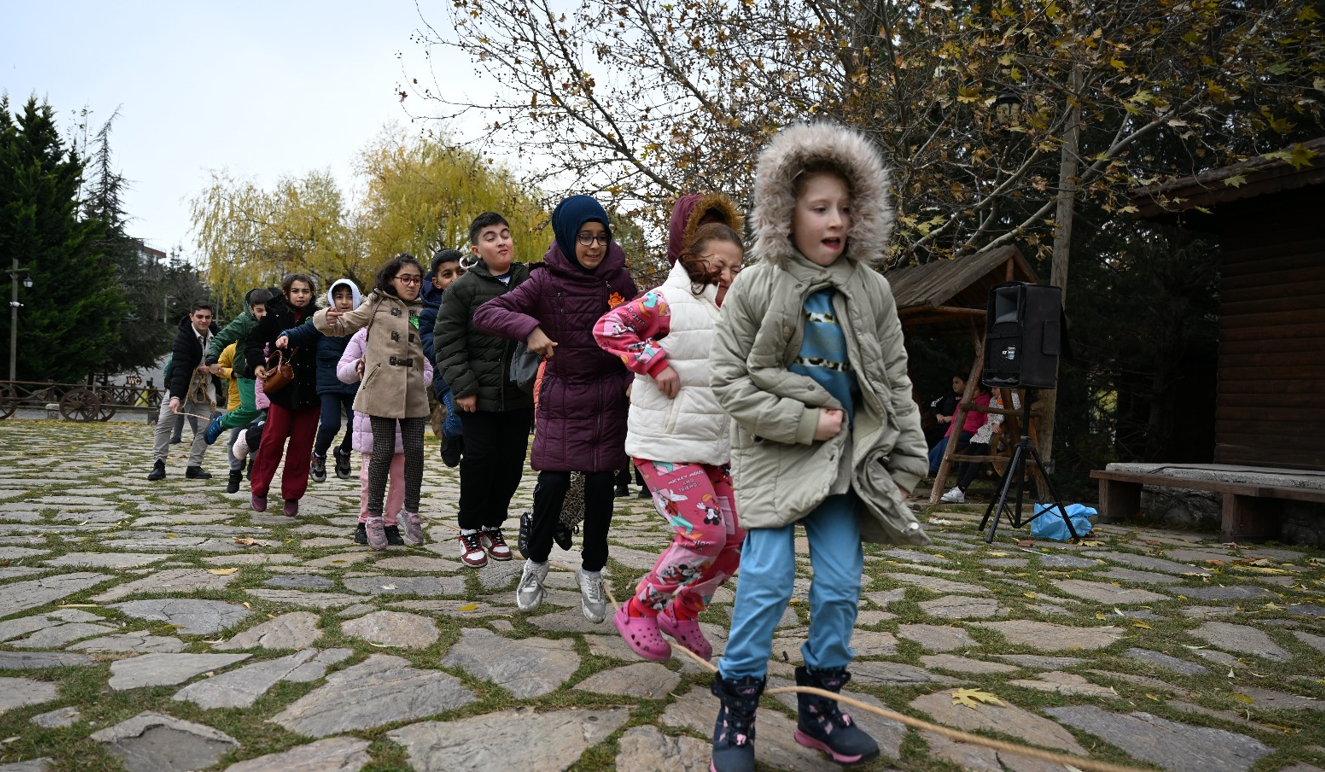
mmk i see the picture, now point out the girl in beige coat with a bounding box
[300,254,430,549]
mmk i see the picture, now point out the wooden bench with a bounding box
[1091,469,1325,542]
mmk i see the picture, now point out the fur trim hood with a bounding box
[749,122,894,268]
[666,193,745,266]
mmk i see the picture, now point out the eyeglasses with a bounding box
[576,233,610,246]
[395,275,422,285]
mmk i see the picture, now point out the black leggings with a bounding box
[367,416,425,516]
[527,470,615,571]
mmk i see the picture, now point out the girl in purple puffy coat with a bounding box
[474,195,637,624]
[336,326,433,549]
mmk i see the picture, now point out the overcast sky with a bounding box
[1,1,481,254]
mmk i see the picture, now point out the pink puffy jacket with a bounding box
[336,327,433,454]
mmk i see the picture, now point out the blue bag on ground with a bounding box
[1030,503,1095,541]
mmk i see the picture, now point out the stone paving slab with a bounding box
[270,655,477,737]
[222,736,371,772]
[109,653,252,690]
[109,598,253,635]
[442,628,580,698]
[1045,705,1273,772]
[389,707,630,772]
[0,572,113,618]
[89,711,240,772]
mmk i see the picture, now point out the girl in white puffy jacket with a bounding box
[336,326,433,548]
[593,221,745,663]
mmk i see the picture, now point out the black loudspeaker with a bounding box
[983,282,1062,389]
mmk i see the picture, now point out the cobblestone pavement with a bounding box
[1,420,1323,772]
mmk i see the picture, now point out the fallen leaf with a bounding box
[1,737,19,744]
[1206,559,1227,566]
[1079,540,1104,547]
[233,536,270,547]
[1134,621,1152,629]
[951,688,1005,709]
[1232,692,1254,704]
[381,584,397,591]
[1095,613,1107,620]
[370,642,388,647]
[1023,592,1038,599]
[243,602,252,609]
[988,551,1009,557]
[165,534,179,539]
[457,603,479,612]
[207,568,239,576]
[1017,540,1035,547]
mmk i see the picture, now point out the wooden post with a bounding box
[1036,64,1083,467]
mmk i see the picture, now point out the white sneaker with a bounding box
[516,559,549,612]
[231,432,249,463]
[940,486,965,504]
[577,567,607,623]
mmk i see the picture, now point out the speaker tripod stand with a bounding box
[978,389,1080,544]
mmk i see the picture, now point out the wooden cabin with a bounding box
[1129,138,1325,472]
[1093,139,1325,543]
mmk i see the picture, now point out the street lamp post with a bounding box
[8,259,33,382]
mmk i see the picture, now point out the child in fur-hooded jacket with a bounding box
[705,122,928,772]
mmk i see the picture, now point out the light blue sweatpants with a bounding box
[718,492,863,679]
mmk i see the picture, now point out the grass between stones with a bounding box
[1,420,1324,772]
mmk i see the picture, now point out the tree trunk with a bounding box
[1037,65,1083,468]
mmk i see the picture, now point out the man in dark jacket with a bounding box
[434,212,535,568]
[420,249,466,466]
[148,301,222,481]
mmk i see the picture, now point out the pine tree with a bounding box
[82,110,168,373]
[0,96,124,382]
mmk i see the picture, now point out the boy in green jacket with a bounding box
[706,123,929,772]
[202,288,271,456]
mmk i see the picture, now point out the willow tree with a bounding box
[356,128,548,263]
[191,129,547,308]
[191,170,360,307]
[407,0,1323,263]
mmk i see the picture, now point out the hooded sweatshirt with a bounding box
[282,278,363,396]
[473,196,638,472]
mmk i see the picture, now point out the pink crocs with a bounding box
[613,605,671,662]
[658,605,712,661]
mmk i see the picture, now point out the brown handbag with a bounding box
[262,347,298,393]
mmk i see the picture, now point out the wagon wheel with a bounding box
[0,385,16,419]
[59,388,101,422]
[94,387,118,421]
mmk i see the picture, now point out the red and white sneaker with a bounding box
[480,528,512,561]
[458,531,488,568]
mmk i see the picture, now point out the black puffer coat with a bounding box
[245,294,320,410]
[433,260,535,413]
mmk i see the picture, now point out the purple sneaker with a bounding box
[365,516,388,550]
